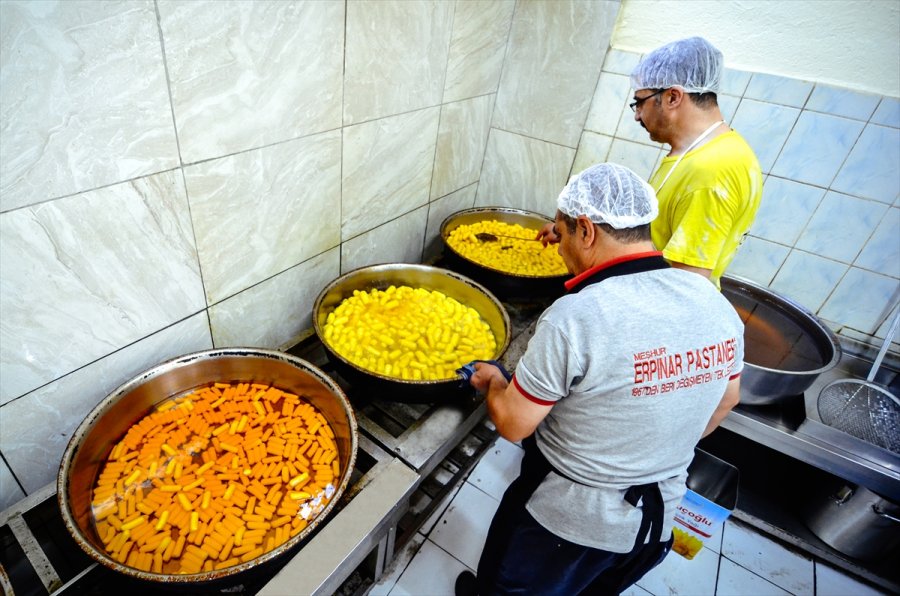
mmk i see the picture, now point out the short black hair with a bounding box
[686,91,718,109]
[559,212,651,244]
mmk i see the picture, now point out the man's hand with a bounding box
[469,361,509,394]
[536,222,559,247]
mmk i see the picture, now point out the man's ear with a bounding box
[666,86,684,108]
[577,215,595,245]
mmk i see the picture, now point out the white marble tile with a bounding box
[718,95,741,126]
[730,99,800,173]
[442,0,515,103]
[871,96,900,128]
[726,236,791,286]
[0,170,205,403]
[720,520,814,595]
[0,459,25,513]
[770,250,848,313]
[584,72,633,136]
[344,1,453,125]
[635,542,718,595]
[492,0,618,147]
[815,562,889,596]
[465,438,523,501]
[572,132,614,178]
[208,249,340,350]
[819,268,900,335]
[716,557,791,596]
[369,533,427,596]
[806,84,880,121]
[855,206,900,278]
[185,130,341,304]
[770,111,864,187]
[0,1,178,212]
[475,129,574,216]
[0,314,212,493]
[158,0,343,164]
[607,138,663,182]
[831,124,900,204]
[603,48,642,76]
[795,191,888,264]
[744,73,814,108]
[424,184,477,262]
[388,538,468,596]
[720,68,752,97]
[341,206,428,273]
[432,95,494,200]
[750,176,825,245]
[343,107,440,239]
[429,480,501,570]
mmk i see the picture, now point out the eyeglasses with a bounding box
[629,89,666,112]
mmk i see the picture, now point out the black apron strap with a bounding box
[624,482,665,550]
[524,436,666,551]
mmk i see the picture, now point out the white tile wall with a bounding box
[476,128,575,215]
[158,0,345,164]
[442,0,515,104]
[343,0,454,125]
[342,108,440,239]
[0,1,178,212]
[184,130,343,304]
[0,170,205,403]
[491,0,618,148]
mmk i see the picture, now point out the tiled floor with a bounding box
[369,438,889,596]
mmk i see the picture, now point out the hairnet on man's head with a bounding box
[630,37,723,94]
[557,163,658,229]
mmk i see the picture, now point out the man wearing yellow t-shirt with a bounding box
[630,37,762,289]
[538,38,761,290]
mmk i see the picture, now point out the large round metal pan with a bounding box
[721,276,842,405]
[439,207,568,300]
[313,263,511,403]
[58,348,358,588]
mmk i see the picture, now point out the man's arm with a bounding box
[470,362,552,442]
[702,376,740,437]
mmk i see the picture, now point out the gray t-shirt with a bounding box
[514,265,744,552]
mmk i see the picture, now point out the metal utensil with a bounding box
[817,307,900,453]
[474,232,541,243]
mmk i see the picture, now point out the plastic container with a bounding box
[672,449,740,560]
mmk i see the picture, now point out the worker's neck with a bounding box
[579,241,657,274]
[667,107,726,156]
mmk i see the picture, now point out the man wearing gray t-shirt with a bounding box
[456,163,743,595]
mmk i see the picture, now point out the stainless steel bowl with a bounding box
[722,276,842,405]
[313,263,511,402]
[57,348,358,586]
[439,207,568,299]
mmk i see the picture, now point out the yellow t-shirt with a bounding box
[649,130,763,289]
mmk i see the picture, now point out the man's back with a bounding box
[650,130,763,288]
[515,264,744,552]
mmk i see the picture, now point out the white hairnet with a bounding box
[557,163,658,229]
[631,37,723,94]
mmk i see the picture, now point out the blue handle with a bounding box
[456,359,513,389]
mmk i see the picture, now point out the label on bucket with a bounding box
[673,489,733,560]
